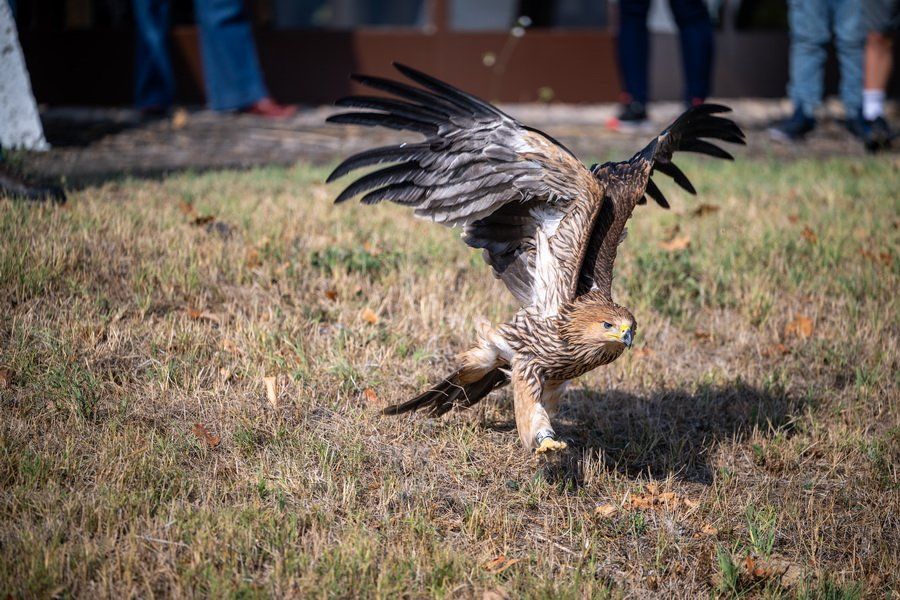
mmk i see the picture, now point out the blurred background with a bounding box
[14,0,900,104]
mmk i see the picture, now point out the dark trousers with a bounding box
[617,0,714,104]
[133,0,268,111]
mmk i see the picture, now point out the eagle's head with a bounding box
[560,295,637,350]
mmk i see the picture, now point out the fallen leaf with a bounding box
[178,200,197,216]
[192,215,215,226]
[362,387,378,405]
[246,247,261,268]
[186,308,221,324]
[192,423,221,448]
[788,214,800,224]
[646,482,660,496]
[860,248,893,267]
[264,376,277,408]
[683,497,700,510]
[483,555,519,575]
[219,367,233,382]
[784,315,814,339]
[594,504,618,518]
[691,203,720,217]
[694,330,711,340]
[324,288,338,301]
[801,226,817,244]
[172,108,188,129]
[700,523,718,536]
[361,308,379,324]
[0,367,10,389]
[632,347,654,359]
[762,343,790,357]
[660,235,691,252]
[743,555,773,579]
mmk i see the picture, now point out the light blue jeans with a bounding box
[133,0,268,111]
[787,0,863,117]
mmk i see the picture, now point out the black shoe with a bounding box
[607,101,651,132]
[863,116,893,152]
[845,113,871,141]
[768,107,816,142]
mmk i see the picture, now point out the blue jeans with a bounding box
[617,0,714,104]
[133,0,268,111]
[787,0,863,116]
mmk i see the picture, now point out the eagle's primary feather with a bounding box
[327,63,744,451]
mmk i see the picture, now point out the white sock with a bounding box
[863,89,886,121]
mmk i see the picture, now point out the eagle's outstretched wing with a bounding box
[327,63,602,313]
[578,105,746,298]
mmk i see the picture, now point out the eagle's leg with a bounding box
[512,365,567,453]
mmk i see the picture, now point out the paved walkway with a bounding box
[19,99,893,188]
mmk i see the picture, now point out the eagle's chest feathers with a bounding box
[539,340,624,381]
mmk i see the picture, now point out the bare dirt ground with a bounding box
[18,98,896,188]
[1,105,898,597]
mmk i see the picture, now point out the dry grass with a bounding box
[1,156,898,598]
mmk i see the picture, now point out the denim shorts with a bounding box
[864,0,900,33]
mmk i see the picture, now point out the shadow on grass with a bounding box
[529,383,803,485]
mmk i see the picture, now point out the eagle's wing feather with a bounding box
[328,63,600,311]
[579,104,745,298]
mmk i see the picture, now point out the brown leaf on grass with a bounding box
[483,555,519,575]
[801,226,817,244]
[860,248,893,267]
[660,235,691,252]
[264,376,278,408]
[246,248,261,268]
[186,308,221,324]
[178,200,197,217]
[594,504,618,518]
[700,523,718,536]
[762,343,790,358]
[192,423,220,448]
[743,555,774,579]
[694,330,711,340]
[691,203,720,217]
[788,214,800,224]
[784,316,814,339]
[191,215,215,227]
[361,308,379,324]
[632,347,654,359]
[324,288,338,301]
[362,388,378,405]
[626,484,698,512]
[0,367,11,389]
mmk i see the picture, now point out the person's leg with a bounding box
[864,32,893,119]
[617,0,652,105]
[132,0,175,110]
[668,0,714,105]
[833,0,864,117]
[786,0,831,117]
[193,0,268,111]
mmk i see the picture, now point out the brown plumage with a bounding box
[327,63,744,452]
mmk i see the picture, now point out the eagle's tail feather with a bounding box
[382,368,509,417]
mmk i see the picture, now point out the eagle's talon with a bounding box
[534,437,568,454]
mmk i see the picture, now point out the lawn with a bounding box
[1,155,898,598]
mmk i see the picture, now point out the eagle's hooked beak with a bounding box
[620,325,634,348]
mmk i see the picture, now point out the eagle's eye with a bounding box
[602,321,613,329]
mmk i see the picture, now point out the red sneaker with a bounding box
[241,97,297,119]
